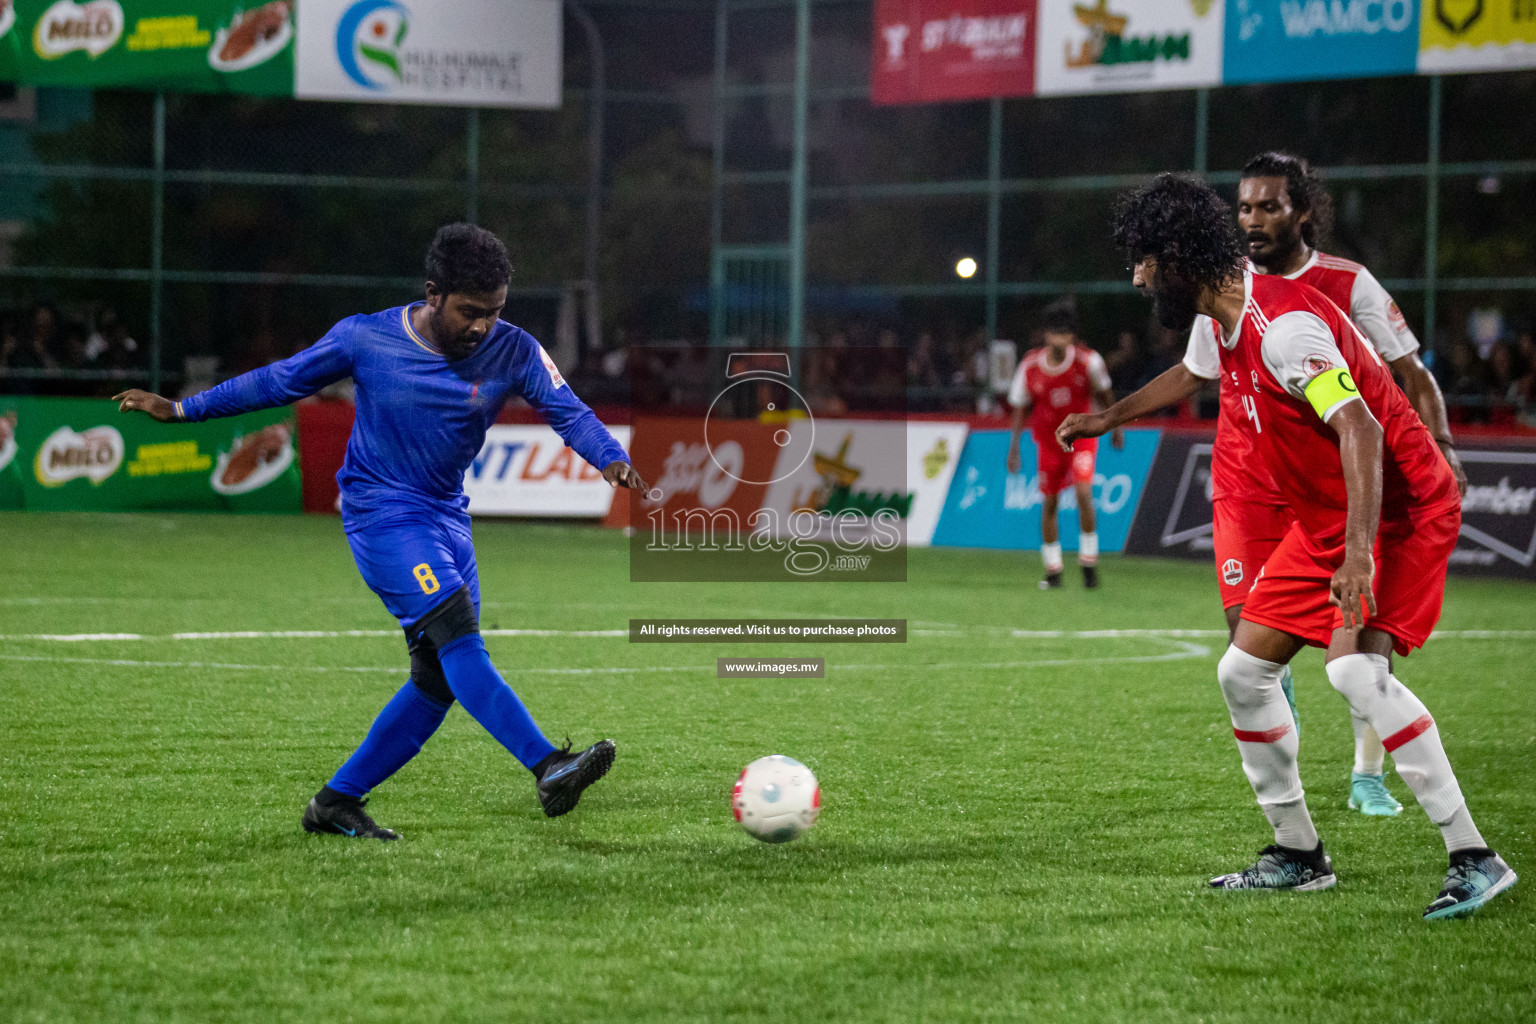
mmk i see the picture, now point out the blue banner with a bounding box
[931,428,1161,552]
[1224,0,1421,84]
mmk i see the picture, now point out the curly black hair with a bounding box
[1241,151,1333,247]
[425,223,512,295]
[1111,173,1245,291]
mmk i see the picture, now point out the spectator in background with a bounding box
[1441,339,1490,423]
[908,331,940,390]
[18,302,61,371]
[1133,320,1182,392]
[1516,331,1536,408]
[1487,341,1522,407]
[85,307,139,370]
[1102,329,1141,394]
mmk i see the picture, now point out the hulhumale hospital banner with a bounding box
[0,0,561,108]
[0,396,300,512]
[872,0,1536,104]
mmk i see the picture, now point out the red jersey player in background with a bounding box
[1060,152,1464,819]
[1005,298,1122,589]
[1100,174,1512,920]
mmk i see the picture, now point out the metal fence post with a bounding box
[985,96,1001,342]
[1193,87,1209,176]
[787,0,810,351]
[466,107,480,224]
[150,91,165,394]
[1425,74,1442,354]
[709,0,727,347]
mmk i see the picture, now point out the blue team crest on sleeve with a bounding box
[538,345,567,390]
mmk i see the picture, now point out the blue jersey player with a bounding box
[114,224,646,840]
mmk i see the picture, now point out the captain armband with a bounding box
[1303,369,1360,422]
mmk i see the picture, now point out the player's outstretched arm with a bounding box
[1005,401,1027,473]
[1325,398,1384,630]
[1057,363,1203,449]
[603,460,647,492]
[114,389,177,422]
[1389,351,1466,497]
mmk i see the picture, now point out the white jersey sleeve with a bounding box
[1260,310,1360,422]
[1349,266,1419,362]
[1085,348,1112,392]
[1182,316,1221,380]
[1007,358,1029,409]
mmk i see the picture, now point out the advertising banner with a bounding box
[0,0,295,95]
[1034,0,1225,96]
[930,427,1160,551]
[755,420,967,548]
[464,423,630,517]
[1447,446,1536,580]
[0,396,299,512]
[294,0,561,108]
[1121,427,1536,581]
[1224,0,1421,83]
[1120,429,1214,561]
[1418,0,1536,72]
[871,0,1037,105]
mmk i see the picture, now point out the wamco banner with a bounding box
[0,396,299,512]
[930,427,1160,552]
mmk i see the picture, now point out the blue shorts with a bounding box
[346,512,480,630]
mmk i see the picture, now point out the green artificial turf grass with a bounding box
[1,512,1532,1023]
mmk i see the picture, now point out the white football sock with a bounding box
[1041,541,1063,573]
[1078,531,1099,566]
[1438,804,1487,855]
[1326,655,1478,847]
[1352,715,1386,775]
[1218,645,1318,850]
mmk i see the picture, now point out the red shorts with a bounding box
[1240,502,1461,656]
[1212,498,1296,609]
[1036,436,1097,495]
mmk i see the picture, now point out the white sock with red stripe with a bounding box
[1326,654,1483,851]
[1041,541,1063,574]
[1218,645,1317,850]
[1351,715,1386,775]
[1078,532,1099,566]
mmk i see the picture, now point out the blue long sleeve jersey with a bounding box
[177,304,629,530]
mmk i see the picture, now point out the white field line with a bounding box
[0,637,1211,677]
[1,628,1533,643]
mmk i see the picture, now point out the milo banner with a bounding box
[0,396,300,512]
[0,0,562,107]
[0,0,296,95]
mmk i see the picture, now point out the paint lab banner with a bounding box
[872,0,1038,104]
[0,0,562,108]
[0,396,300,512]
[464,423,631,517]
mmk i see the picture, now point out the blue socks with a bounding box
[437,633,558,770]
[328,682,450,798]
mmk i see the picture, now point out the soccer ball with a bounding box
[732,755,820,843]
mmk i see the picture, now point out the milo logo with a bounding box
[33,0,123,60]
[34,424,124,487]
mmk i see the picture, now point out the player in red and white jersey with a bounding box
[1063,153,1466,818]
[1005,299,1121,589]
[1097,174,1513,920]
